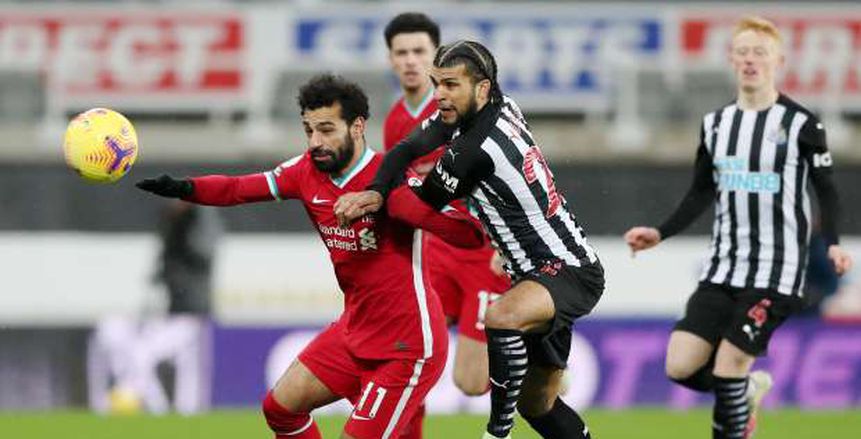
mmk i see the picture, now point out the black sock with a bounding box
[671,361,716,392]
[522,397,591,439]
[712,376,749,439]
[670,350,716,392]
[485,328,528,438]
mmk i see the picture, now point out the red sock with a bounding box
[398,403,425,439]
[262,391,322,439]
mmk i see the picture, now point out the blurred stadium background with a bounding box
[1,0,861,437]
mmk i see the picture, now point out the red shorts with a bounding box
[426,236,511,342]
[298,322,446,439]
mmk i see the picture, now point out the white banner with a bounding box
[2,232,859,325]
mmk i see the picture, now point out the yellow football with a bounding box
[63,108,139,183]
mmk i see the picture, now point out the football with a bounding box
[63,108,139,183]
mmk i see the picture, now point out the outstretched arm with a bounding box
[625,130,715,254]
[137,155,305,206]
[656,143,716,240]
[137,174,274,206]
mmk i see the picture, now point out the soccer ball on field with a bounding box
[63,108,139,183]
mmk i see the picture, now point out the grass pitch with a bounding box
[1,409,859,438]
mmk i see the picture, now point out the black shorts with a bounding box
[674,282,803,356]
[519,259,605,369]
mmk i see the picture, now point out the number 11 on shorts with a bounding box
[476,290,502,331]
[352,382,387,420]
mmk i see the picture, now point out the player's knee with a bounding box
[262,391,312,435]
[484,305,521,330]
[714,351,753,376]
[665,359,697,381]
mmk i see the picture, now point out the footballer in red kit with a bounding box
[383,13,510,402]
[137,74,485,439]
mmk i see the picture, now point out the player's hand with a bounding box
[490,251,507,277]
[136,175,194,199]
[828,245,853,276]
[624,226,662,256]
[334,190,383,228]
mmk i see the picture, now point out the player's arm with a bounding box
[799,117,852,275]
[137,156,303,206]
[625,125,715,253]
[136,173,274,206]
[412,137,495,210]
[386,185,485,249]
[368,111,455,197]
[656,141,716,239]
[334,113,454,225]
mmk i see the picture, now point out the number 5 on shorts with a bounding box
[352,382,388,420]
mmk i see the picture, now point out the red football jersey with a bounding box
[185,147,484,360]
[383,94,443,175]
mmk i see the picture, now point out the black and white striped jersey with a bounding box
[658,94,841,297]
[371,96,598,278]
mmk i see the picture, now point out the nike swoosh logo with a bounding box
[312,195,332,205]
[350,412,371,421]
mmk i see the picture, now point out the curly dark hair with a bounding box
[384,12,440,49]
[297,73,369,124]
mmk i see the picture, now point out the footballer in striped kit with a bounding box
[625,16,853,439]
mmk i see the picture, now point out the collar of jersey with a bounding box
[330,146,375,189]
[403,86,435,118]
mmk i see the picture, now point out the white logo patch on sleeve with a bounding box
[813,152,833,168]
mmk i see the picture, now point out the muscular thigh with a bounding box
[485,280,555,332]
[665,330,715,377]
[284,322,364,411]
[272,360,342,413]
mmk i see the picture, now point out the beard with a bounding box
[457,94,480,127]
[311,133,355,174]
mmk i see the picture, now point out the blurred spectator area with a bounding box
[2,68,860,164]
[2,1,861,164]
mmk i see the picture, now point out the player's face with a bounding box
[730,30,784,94]
[431,64,489,125]
[389,32,436,92]
[302,103,359,175]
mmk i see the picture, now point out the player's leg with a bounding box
[482,280,553,439]
[483,262,603,439]
[265,323,362,439]
[666,331,716,390]
[453,335,490,396]
[453,266,507,396]
[518,363,590,439]
[667,283,736,392]
[711,290,800,439]
[265,360,340,439]
[395,403,425,439]
[342,355,446,439]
